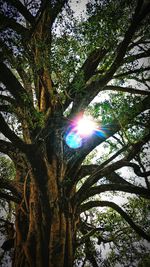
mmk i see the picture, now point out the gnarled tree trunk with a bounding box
[12,139,77,267]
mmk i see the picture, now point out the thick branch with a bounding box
[0,39,18,62]
[0,104,12,113]
[0,178,22,199]
[114,66,150,79]
[0,62,39,138]
[77,184,150,204]
[0,13,28,35]
[0,94,15,104]
[126,162,150,177]
[0,114,26,150]
[124,49,150,64]
[82,48,107,82]
[0,191,20,203]
[77,145,128,180]
[0,62,31,106]
[129,39,150,50]
[0,104,25,123]
[63,48,107,111]
[16,67,33,98]
[105,172,132,185]
[104,85,150,95]
[0,41,33,99]
[5,0,35,25]
[0,139,20,159]
[79,200,150,241]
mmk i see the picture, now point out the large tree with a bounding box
[0,0,150,266]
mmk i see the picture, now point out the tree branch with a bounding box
[114,66,150,79]
[0,94,15,104]
[104,85,150,95]
[0,191,20,203]
[63,48,107,111]
[76,145,128,180]
[0,178,22,199]
[0,139,20,159]
[5,0,35,25]
[79,200,150,242]
[78,184,150,204]
[0,104,12,113]
[0,140,32,188]
[0,13,28,35]
[105,172,132,185]
[129,39,150,50]
[31,0,66,39]
[0,113,26,150]
[77,220,106,246]
[77,228,99,246]
[124,49,150,64]
[51,0,69,25]
[0,40,34,99]
[0,62,31,106]
[126,162,150,178]
[0,62,39,136]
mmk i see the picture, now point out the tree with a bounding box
[0,0,150,266]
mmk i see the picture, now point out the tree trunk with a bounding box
[12,147,76,267]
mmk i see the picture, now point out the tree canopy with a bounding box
[0,0,150,266]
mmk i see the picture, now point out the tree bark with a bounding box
[12,148,76,267]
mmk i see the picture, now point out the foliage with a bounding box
[0,156,15,180]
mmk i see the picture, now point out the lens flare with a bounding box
[76,116,96,136]
[65,115,106,149]
[65,131,82,149]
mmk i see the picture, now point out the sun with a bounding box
[76,116,97,136]
[65,115,98,149]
